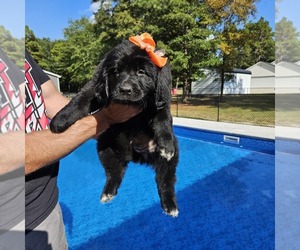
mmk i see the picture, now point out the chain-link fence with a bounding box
[171,89,275,127]
[276,93,300,127]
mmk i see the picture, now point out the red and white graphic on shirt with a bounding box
[0,59,24,133]
[25,60,49,132]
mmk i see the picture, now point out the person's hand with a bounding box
[92,102,142,137]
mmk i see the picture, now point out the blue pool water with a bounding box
[58,126,275,250]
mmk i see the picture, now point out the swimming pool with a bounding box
[58,125,275,250]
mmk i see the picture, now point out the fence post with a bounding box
[176,95,179,117]
[217,94,220,122]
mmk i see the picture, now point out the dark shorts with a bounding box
[25,203,68,250]
[0,220,25,250]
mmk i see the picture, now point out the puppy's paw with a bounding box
[100,193,115,203]
[50,114,71,133]
[159,142,175,161]
[164,208,179,218]
[50,121,70,133]
[160,148,174,161]
[162,197,179,217]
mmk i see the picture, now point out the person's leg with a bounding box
[25,203,68,250]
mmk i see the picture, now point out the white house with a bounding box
[275,61,300,94]
[191,71,220,95]
[246,61,275,94]
[191,60,300,95]
[191,69,252,95]
[223,69,252,94]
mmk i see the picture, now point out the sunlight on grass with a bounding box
[171,94,275,127]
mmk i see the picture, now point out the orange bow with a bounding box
[129,33,168,68]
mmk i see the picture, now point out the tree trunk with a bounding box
[220,68,225,101]
[183,78,190,103]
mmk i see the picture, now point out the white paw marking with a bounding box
[148,140,156,153]
[164,209,179,217]
[160,149,174,161]
[100,194,114,203]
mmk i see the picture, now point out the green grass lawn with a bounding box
[276,110,300,127]
[276,94,300,127]
[171,94,275,127]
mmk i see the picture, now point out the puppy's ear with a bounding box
[90,60,109,112]
[155,64,172,110]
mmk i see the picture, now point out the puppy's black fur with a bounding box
[50,40,179,216]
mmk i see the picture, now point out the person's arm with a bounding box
[41,80,70,119]
[0,130,25,175]
[25,103,141,175]
[0,83,25,175]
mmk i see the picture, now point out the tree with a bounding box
[25,0,275,98]
[25,26,53,70]
[38,38,53,71]
[275,17,300,63]
[92,0,219,100]
[61,17,105,89]
[50,39,73,92]
[205,0,260,97]
[0,25,24,68]
[239,18,275,68]
[158,1,220,100]
[25,26,44,64]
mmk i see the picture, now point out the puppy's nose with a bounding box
[119,84,132,95]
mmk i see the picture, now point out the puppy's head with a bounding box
[94,40,171,110]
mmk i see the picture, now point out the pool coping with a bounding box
[275,126,300,141]
[173,117,275,140]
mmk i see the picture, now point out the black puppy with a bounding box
[50,36,179,217]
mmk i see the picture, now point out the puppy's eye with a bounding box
[138,69,146,75]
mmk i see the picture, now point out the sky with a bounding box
[0,0,25,38]
[25,0,98,40]
[1,0,299,40]
[276,0,300,31]
[253,0,275,30]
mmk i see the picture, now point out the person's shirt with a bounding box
[0,47,25,232]
[0,47,24,132]
[25,49,60,232]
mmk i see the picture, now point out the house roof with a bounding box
[276,61,300,77]
[43,70,61,78]
[246,61,275,77]
[232,68,252,75]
